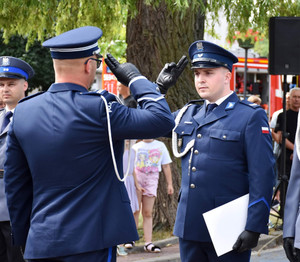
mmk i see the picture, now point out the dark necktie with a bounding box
[205,103,218,117]
[1,111,13,133]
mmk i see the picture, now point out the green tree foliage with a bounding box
[0,33,54,92]
[0,0,299,51]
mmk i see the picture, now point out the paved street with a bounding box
[251,246,288,262]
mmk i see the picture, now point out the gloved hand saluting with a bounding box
[283,237,299,262]
[232,230,260,253]
[105,53,142,87]
[156,55,188,94]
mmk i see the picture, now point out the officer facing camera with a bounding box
[158,40,275,262]
[4,26,174,262]
[0,56,34,262]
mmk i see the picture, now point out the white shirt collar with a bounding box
[205,91,233,107]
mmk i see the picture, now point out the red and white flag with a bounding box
[261,127,269,134]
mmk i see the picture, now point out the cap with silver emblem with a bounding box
[0,56,34,80]
[188,40,238,72]
[42,26,103,59]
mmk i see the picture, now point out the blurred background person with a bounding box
[247,95,261,105]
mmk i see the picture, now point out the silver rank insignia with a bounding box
[2,57,10,66]
[178,138,183,148]
[196,42,203,50]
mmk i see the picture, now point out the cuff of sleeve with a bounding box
[11,224,29,246]
[129,76,147,88]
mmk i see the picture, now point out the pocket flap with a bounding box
[174,124,194,136]
[210,129,240,141]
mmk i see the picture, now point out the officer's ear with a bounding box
[84,57,96,75]
[224,69,232,83]
[22,79,28,93]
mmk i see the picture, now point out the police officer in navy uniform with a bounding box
[4,26,175,262]
[158,40,275,262]
[0,56,34,262]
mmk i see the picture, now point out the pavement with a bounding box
[117,230,283,262]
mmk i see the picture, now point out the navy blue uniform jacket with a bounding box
[4,79,174,259]
[173,92,275,242]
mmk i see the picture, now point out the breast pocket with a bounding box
[208,129,241,160]
[174,124,195,150]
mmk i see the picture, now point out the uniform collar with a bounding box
[48,83,88,93]
[205,91,233,107]
[194,92,239,127]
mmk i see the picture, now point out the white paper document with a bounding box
[203,194,249,257]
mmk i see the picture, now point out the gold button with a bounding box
[192,167,196,172]
[190,184,195,189]
[197,134,202,138]
[223,135,227,139]
[194,150,199,154]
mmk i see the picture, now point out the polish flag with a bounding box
[262,127,269,134]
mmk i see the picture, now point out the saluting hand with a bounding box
[105,53,142,87]
[156,55,188,94]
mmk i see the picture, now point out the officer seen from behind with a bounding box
[157,40,275,262]
[4,26,175,262]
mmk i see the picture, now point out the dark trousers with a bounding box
[27,247,116,262]
[0,221,25,262]
[179,238,251,262]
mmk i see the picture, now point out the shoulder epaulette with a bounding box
[81,90,122,104]
[240,99,261,109]
[19,91,45,103]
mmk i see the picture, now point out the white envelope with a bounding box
[203,194,249,257]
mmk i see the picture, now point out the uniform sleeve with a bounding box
[102,79,175,140]
[4,119,33,245]
[283,147,300,238]
[244,108,275,234]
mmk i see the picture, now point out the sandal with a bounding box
[124,241,135,249]
[117,245,128,256]
[144,242,161,253]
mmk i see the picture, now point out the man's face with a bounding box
[194,67,231,102]
[117,82,128,96]
[0,78,27,108]
[290,90,300,111]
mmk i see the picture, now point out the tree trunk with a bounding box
[127,0,205,230]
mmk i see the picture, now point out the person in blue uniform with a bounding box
[159,40,275,262]
[0,56,33,262]
[4,26,175,262]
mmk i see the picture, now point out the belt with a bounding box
[0,169,3,179]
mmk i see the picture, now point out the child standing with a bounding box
[132,139,173,253]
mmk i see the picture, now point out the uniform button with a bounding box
[194,150,199,154]
[192,167,196,172]
[223,135,227,139]
[190,184,195,189]
[197,134,202,138]
[181,131,185,134]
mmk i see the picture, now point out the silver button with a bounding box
[181,131,185,134]
[190,184,195,189]
[192,167,196,172]
[197,134,202,138]
[223,135,227,139]
[194,150,199,154]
